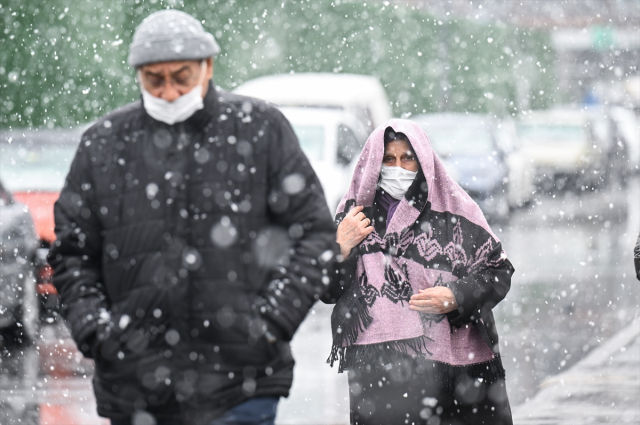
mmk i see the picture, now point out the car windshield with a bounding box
[424,125,494,156]
[516,123,587,144]
[291,124,325,161]
[0,144,77,192]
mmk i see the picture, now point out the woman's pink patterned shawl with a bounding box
[329,119,507,371]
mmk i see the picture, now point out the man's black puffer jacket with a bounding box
[49,82,337,422]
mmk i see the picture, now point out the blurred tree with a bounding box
[0,0,555,129]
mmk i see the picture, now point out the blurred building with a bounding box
[392,0,640,107]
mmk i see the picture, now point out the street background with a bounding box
[1,0,639,424]
[1,177,636,424]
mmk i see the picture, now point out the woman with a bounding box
[322,119,514,425]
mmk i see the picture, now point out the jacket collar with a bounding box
[184,80,218,129]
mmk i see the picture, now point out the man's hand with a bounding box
[336,206,374,259]
[409,286,458,314]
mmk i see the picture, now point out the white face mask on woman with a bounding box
[378,166,418,200]
[139,61,207,125]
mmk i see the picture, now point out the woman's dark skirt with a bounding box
[347,353,513,425]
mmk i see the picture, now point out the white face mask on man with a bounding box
[139,61,207,125]
[378,166,418,200]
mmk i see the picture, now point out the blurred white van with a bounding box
[278,106,368,212]
[516,108,614,191]
[233,73,392,132]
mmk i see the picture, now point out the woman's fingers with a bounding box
[348,205,364,217]
[337,206,373,255]
[409,305,443,314]
[353,222,374,239]
[409,301,451,314]
[356,217,372,229]
[409,303,439,313]
[347,208,371,230]
[414,287,455,300]
[410,292,431,300]
[409,287,457,314]
[337,206,374,249]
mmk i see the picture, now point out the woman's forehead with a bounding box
[384,139,413,153]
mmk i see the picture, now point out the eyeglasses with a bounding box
[138,62,206,93]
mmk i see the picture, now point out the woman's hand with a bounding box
[409,287,458,314]
[336,206,374,259]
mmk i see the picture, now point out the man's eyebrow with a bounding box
[170,66,192,76]
[142,69,164,78]
[141,66,192,77]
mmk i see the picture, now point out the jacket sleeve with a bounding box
[635,232,640,281]
[48,137,109,358]
[446,248,514,327]
[253,110,339,341]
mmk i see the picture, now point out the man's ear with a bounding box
[135,66,143,85]
[207,57,214,80]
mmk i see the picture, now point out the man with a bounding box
[49,10,336,425]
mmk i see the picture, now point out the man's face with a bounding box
[138,58,213,102]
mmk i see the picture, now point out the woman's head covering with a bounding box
[336,119,495,238]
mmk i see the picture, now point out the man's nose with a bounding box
[159,83,182,102]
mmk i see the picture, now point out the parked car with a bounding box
[0,128,83,319]
[412,113,512,223]
[233,73,392,132]
[492,118,536,208]
[609,106,640,177]
[515,108,617,192]
[278,106,368,212]
[0,180,39,343]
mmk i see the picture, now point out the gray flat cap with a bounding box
[129,10,220,67]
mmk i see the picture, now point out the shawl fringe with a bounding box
[327,340,506,391]
[330,278,375,352]
[328,335,433,373]
[345,290,374,346]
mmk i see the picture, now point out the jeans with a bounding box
[111,417,180,425]
[208,397,279,425]
[110,397,279,425]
